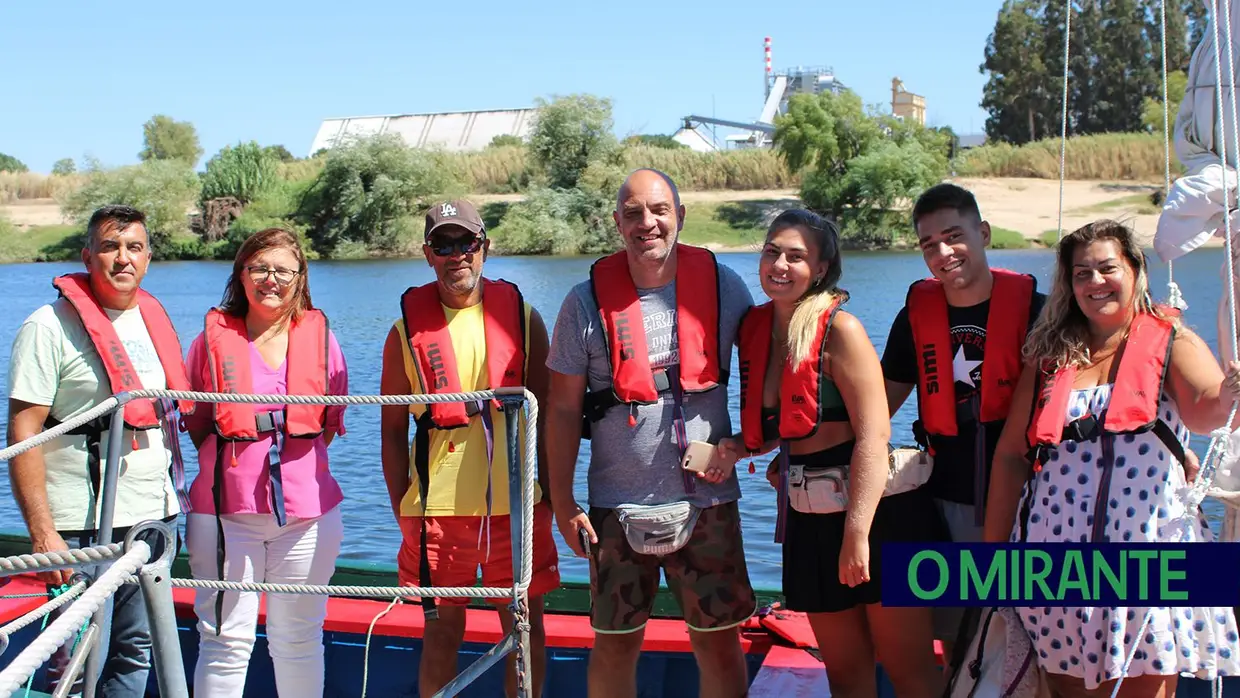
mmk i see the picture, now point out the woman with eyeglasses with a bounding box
[182,227,350,697]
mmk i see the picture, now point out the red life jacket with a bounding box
[587,244,722,414]
[737,296,845,452]
[52,272,194,427]
[1025,311,1181,467]
[203,308,330,439]
[399,278,526,429]
[907,268,1036,437]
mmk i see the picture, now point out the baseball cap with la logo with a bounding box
[425,200,485,240]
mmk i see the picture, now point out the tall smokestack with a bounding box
[764,36,772,98]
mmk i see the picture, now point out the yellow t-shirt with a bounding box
[395,301,541,517]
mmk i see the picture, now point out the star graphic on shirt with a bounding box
[953,345,983,388]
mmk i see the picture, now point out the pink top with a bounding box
[183,329,349,519]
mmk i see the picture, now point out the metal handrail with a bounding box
[0,387,538,698]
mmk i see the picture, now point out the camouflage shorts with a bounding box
[587,500,757,634]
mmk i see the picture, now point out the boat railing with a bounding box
[0,386,540,698]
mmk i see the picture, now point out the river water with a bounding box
[0,247,1230,589]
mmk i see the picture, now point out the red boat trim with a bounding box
[170,587,773,655]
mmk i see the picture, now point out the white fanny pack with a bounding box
[613,501,701,556]
[787,447,933,515]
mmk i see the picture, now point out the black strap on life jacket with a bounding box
[412,413,438,621]
[1024,413,1186,484]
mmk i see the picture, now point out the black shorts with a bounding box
[782,441,947,614]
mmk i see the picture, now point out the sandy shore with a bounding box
[1,177,1203,248]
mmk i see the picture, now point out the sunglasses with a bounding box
[428,235,484,257]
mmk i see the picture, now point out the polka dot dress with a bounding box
[1011,384,1240,689]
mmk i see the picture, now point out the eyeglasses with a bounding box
[245,265,300,285]
[428,236,484,257]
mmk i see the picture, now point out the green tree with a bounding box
[980,0,1049,144]
[295,134,466,258]
[1142,69,1189,131]
[200,141,279,206]
[60,158,201,250]
[773,90,947,243]
[527,94,620,189]
[0,152,28,173]
[139,114,203,166]
[51,158,76,176]
[1186,0,1208,52]
[1091,0,1157,132]
[1148,0,1191,72]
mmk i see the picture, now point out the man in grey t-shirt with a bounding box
[545,169,755,698]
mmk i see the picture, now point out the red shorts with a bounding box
[397,502,560,605]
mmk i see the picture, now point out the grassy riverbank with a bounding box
[2,176,1179,264]
[0,196,1036,263]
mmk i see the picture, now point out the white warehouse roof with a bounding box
[308,108,536,155]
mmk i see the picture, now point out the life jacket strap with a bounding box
[774,441,791,545]
[265,412,288,527]
[412,413,438,621]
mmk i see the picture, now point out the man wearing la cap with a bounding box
[380,199,558,698]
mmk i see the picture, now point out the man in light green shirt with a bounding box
[6,205,188,697]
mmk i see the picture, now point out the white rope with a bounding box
[360,597,400,698]
[1219,0,1240,367]
[156,576,523,599]
[0,542,149,695]
[0,581,86,640]
[0,544,123,576]
[1162,0,1187,310]
[1057,0,1073,240]
[0,396,121,463]
[1109,608,1155,698]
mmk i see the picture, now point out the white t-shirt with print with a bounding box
[7,298,180,531]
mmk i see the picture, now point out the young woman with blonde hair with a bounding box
[719,210,945,698]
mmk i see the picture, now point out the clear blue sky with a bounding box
[2,0,1003,173]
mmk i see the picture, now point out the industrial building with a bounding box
[307,108,535,156]
[674,37,930,152]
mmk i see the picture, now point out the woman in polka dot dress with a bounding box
[984,220,1240,697]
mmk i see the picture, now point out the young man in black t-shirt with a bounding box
[881,183,1046,652]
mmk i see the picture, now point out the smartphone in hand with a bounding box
[681,440,737,477]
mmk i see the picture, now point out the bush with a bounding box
[0,153,27,173]
[51,158,75,176]
[989,226,1030,249]
[623,134,687,150]
[491,186,619,256]
[200,141,279,207]
[294,134,466,258]
[264,145,296,162]
[59,158,201,251]
[487,134,524,149]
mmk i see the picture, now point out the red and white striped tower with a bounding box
[764,36,772,98]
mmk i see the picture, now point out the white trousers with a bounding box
[186,506,343,697]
